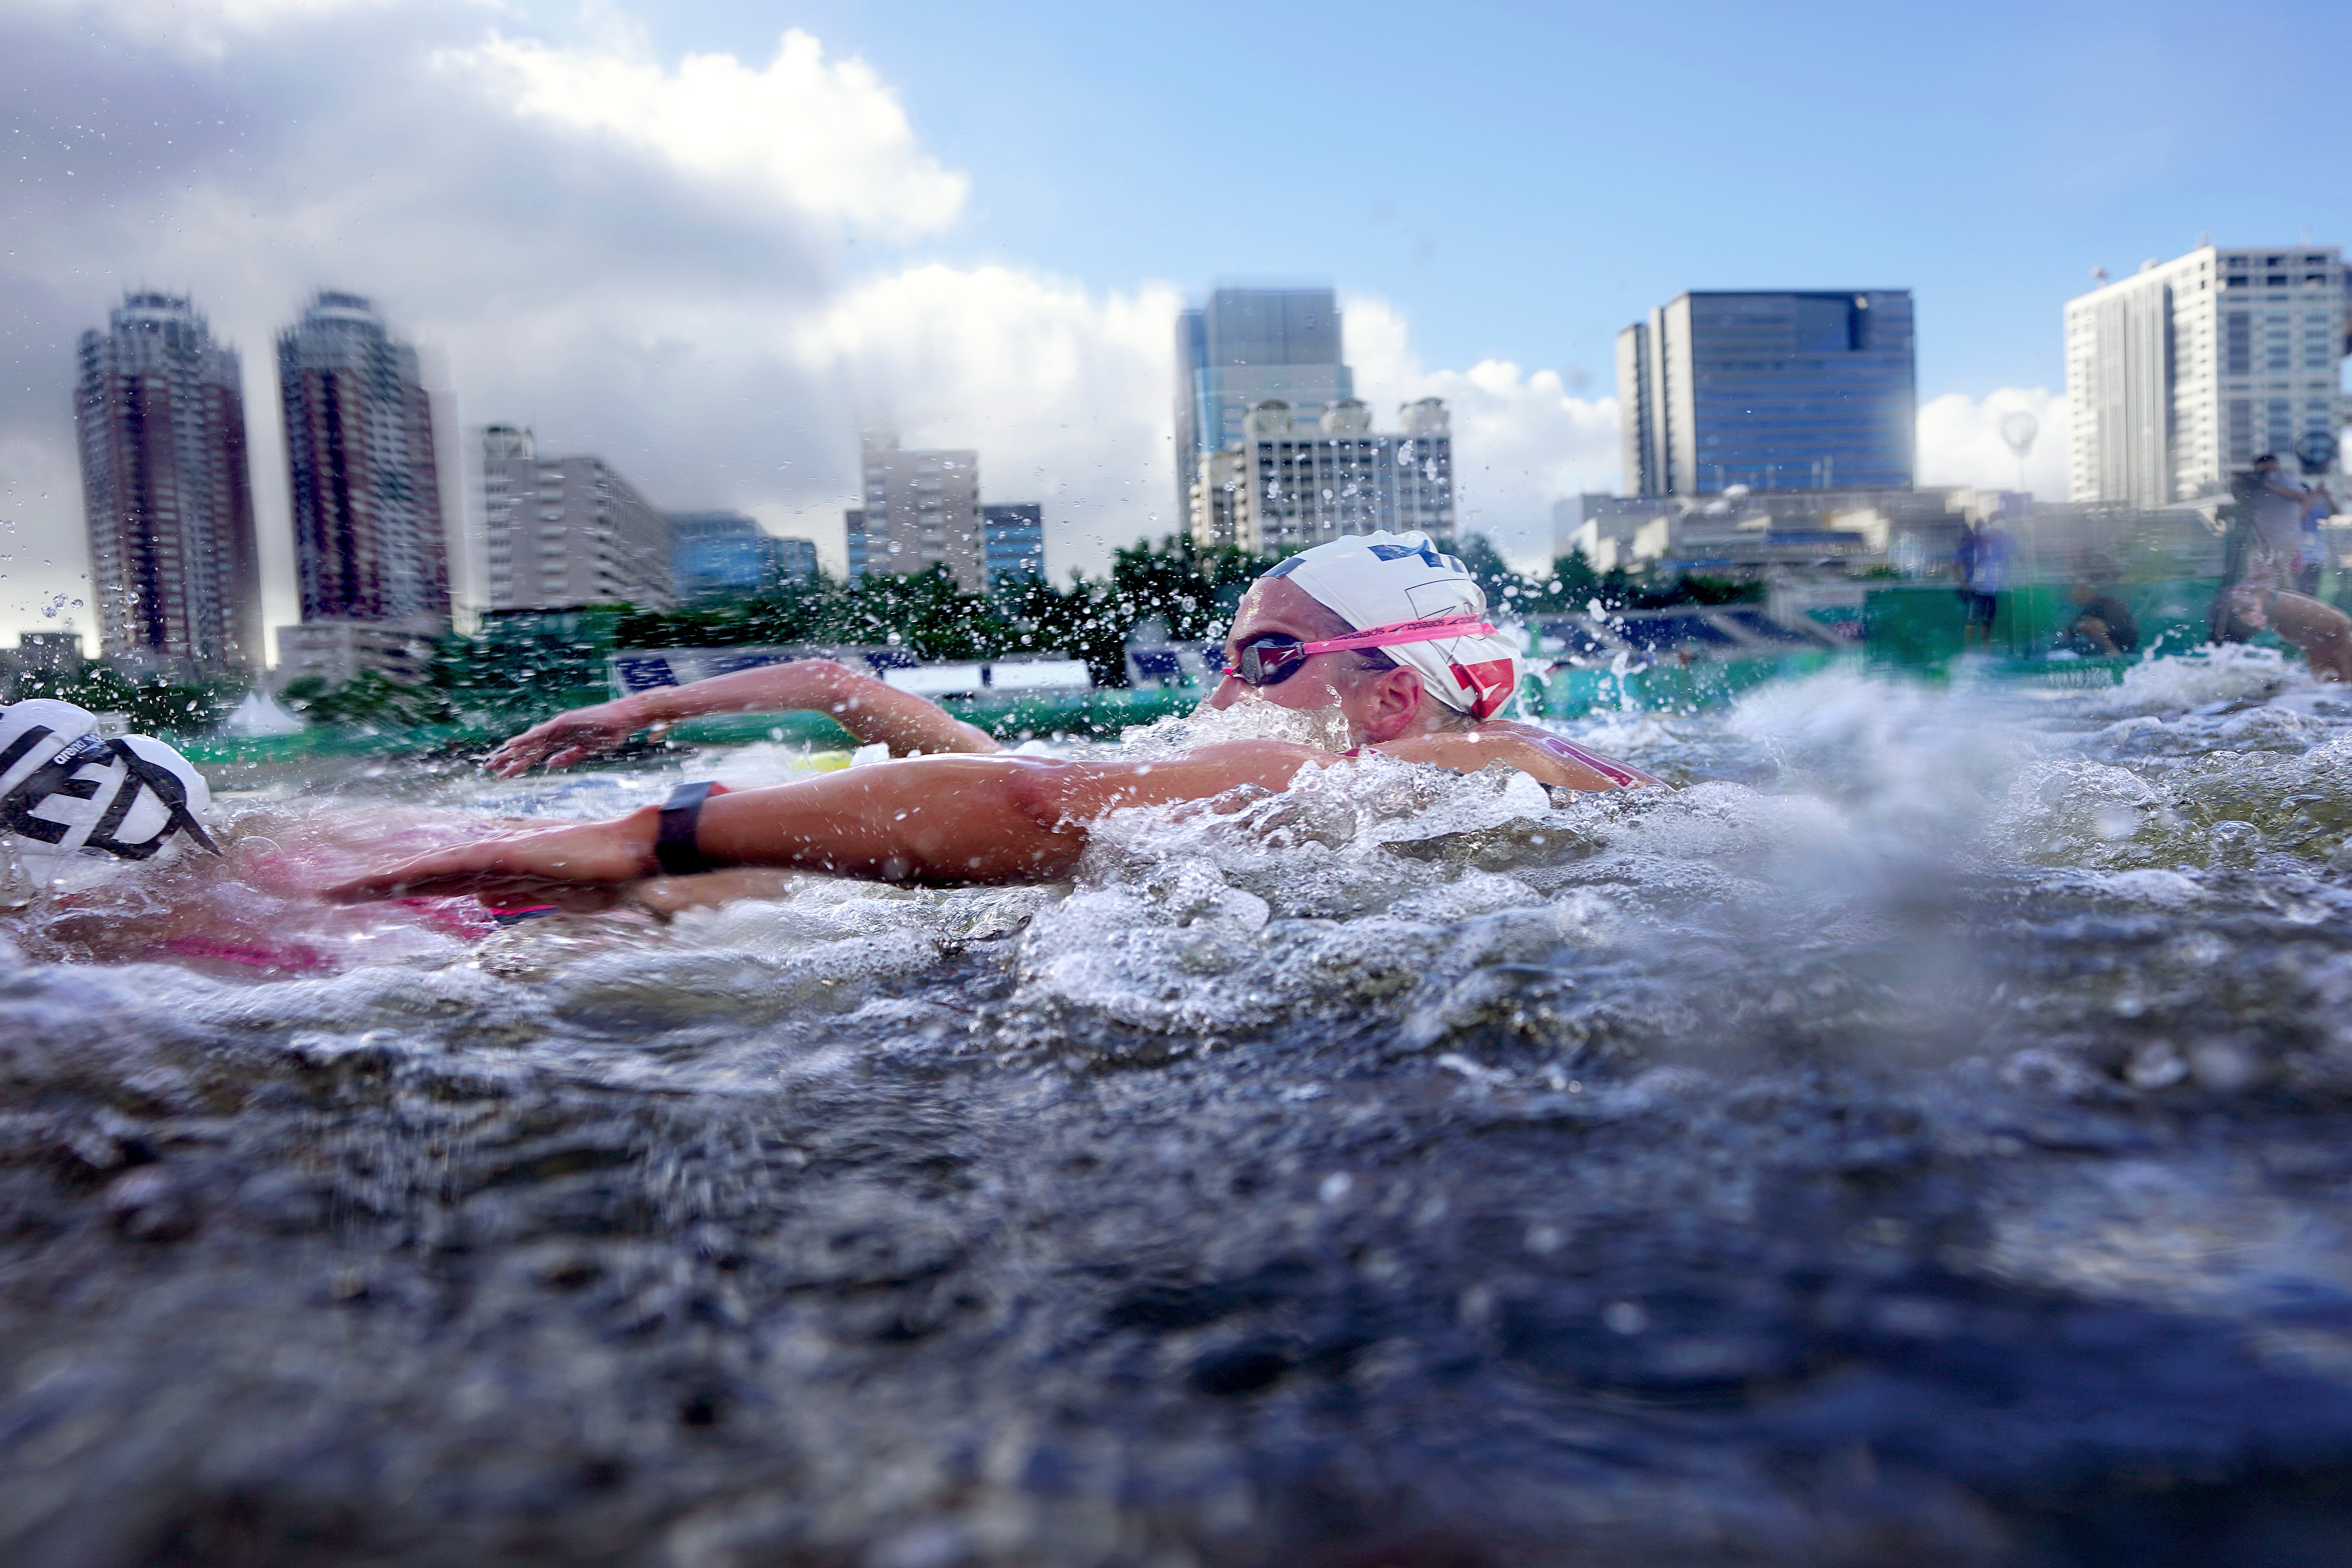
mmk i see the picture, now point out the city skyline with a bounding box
[12,2,2343,644]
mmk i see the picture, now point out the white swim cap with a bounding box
[1264,532,1523,719]
[0,700,217,863]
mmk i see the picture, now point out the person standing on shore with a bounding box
[1955,517,2009,652]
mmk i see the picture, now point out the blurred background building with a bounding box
[669,510,815,601]
[1174,288,1353,525]
[73,291,263,673]
[846,426,984,589]
[1617,290,1917,497]
[1189,396,1454,554]
[2067,243,2351,506]
[273,292,449,685]
[982,503,1045,584]
[479,425,673,611]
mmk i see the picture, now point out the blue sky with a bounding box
[621,0,2351,395]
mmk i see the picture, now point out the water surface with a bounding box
[10,651,2352,1566]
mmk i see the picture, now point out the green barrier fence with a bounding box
[1862,579,2226,671]
[175,686,1203,771]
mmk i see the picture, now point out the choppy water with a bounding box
[13,650,2352,1565]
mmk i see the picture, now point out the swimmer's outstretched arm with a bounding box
[486,659,1000,777]
[326,741,1335,903]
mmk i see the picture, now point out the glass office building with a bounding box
[670,511,813,600]
[1617,291,1916,497]
[982,503,1044,584]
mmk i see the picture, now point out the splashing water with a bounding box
[11,650,2352,1564]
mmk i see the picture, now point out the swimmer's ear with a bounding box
[1356,666,1427,745]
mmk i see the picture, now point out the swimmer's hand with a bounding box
[486,697,655,777]
[321,811,658,910]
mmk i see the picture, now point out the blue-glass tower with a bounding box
[982,503,1044,584]
[1618,291,1916,497]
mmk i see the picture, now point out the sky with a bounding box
[2,0,2347,652]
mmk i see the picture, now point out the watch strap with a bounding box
[655,780,720,877]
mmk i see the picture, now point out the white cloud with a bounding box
[1917,386,2071,499]
[794,265,1187,563]
[1346,295,1618,569]
[437,29,967,240]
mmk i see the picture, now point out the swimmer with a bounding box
[2229,456,2352,682]
[328,533,1662,909]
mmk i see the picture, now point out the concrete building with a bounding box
[1174,288,1353,524]
[846,428,984,590]
[1191,397,1454,555]
[274,292,449,684]
[73,291,263,671]
[274,620,439,688]
[2066,243,2351,506]
[669,511,813,600]
[1618,290,1917,497]
[982,503,1045,584]
[1567,486,1979,578]
[1553,494,1681,572]
[480,426,673,611]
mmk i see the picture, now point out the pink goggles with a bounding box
[1223,613,1499,688]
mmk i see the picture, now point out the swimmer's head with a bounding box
[1209,532,1520,743]
[0,699,216,866]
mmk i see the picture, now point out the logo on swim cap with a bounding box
[0,702,216,864]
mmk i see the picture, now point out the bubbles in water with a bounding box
[2207,819,2262,870]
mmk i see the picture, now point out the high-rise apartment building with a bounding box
[982,504,1045,584]
[480,426,673,611]
[2066,244,2351,506]
[1192,397,1455,555]
[274,292,449,683]
[1174,289,1353,524]
[845,428,984,590]
[73,291,262,671]
[1617,291,1916,497]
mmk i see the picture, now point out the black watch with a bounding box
[655,780,720,876]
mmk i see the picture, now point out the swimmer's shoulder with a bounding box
[1368,722,1665,792]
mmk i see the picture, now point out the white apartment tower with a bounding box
[1190,397,1455,555]
[845,426,985,592]
[479,426,674,611]
[2066,244,2351,506]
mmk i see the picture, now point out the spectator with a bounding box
[1955,518,2009,651]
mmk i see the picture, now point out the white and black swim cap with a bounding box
[0,700,217,863]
